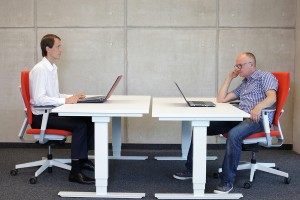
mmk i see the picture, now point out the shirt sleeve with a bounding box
[60,93,72,98]
[231,83,243,99]
[262,72,278,92]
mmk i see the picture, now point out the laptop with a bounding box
[78,75,122,103]
[174,82,216,107]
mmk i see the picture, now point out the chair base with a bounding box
[218,161,289,183]
[15,157,71,177]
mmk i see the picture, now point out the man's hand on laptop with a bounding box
[74,93,86,99]
[65,93,86,104]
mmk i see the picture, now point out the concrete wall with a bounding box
[294,0,300,153]
[0,0,296,145]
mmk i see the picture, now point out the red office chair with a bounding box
[10,70,72,184]
[216,72,291,189]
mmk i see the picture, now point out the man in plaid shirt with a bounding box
[173,52,278,194]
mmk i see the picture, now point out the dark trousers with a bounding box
[31,113,94,159]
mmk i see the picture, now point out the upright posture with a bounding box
[30,34,95,184]
[173,52,278,193]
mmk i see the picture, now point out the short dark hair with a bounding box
[40,34,61,57]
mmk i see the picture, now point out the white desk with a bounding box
[52,95,151,198]
[152,97,249,199]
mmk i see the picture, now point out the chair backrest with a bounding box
[21,70,33,125]
[20,70,72,141]
[271,72,290,126]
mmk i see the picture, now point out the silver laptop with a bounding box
[78,75,122,103]
[174,82,216,107]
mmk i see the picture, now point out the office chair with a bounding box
[215,72,291,189]
[10,70,72,184]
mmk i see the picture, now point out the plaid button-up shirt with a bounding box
[232,69,278,124]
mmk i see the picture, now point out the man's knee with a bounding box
[226,131,243,144]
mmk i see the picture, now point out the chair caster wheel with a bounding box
[29,177,37,184]
[10,169,18,176]
[284,177,291,184]
[272,167,279,170]
[213,172,220,179]
[244,181,252,189]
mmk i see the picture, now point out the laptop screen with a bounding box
[174,82,189,103]
[104,75,123,100]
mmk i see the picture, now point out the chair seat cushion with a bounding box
[27,129,72,136]
[244,130,280,139]
[222,130,280,139]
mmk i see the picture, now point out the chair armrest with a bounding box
[259,110,272,147]
[259,107,284,148]
[261,107,276,112]
[35,106,56,144]
[34,105,56,110]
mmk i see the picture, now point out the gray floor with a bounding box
[0,147,299,200]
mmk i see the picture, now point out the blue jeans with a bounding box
[185,119,264,184]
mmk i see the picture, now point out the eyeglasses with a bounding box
[234,62,252,69]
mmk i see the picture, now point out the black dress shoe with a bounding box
[69,172,95,184]
[80,159,95,171]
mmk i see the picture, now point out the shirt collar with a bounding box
[42,57,57,71]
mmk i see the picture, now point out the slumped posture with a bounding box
[30,34,95,184]
[173,52,278,194]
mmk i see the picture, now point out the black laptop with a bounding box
[174,82,216,107]
[78,75,122,103]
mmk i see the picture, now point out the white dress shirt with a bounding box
[30,57,69,115]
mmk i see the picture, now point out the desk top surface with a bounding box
[152,97,249,121]
[52,95,151,117]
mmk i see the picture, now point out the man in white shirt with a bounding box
[30,34,95,184]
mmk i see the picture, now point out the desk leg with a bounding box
[181,121,191,159]
[192,121,208,196]
[112,117,122,157]
[89,117,148,160]
[155,121,217,161]
[155,121,191,160]
[94,117,110,194]
[155,120,242,199]
[58,116,145,198]
[110,117,148,160]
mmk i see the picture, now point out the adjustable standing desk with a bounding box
[152,97,249,199]
[52,95,151,198]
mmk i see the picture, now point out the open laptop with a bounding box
[174,82,216,107]
[78,75,122,103]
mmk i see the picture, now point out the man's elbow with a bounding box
[272,96,277,105]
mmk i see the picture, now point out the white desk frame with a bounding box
[52,95,150,198]
[152,98,249,199]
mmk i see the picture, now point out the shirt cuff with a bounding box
[59,98,66,105]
